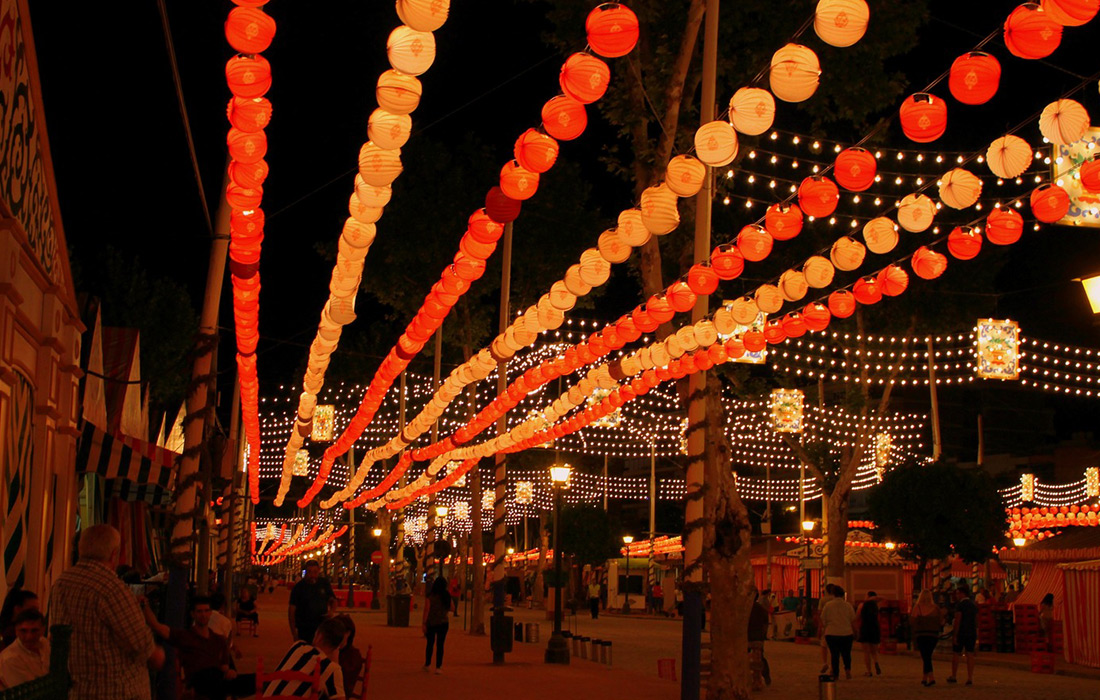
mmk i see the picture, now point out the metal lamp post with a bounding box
[1012,537,1027,586]
[545,463,572,665]
[801,520,815,632]
[622,535,634,614]
[435,506,448,579]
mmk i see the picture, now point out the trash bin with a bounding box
[819,674,836,700]
[514,622,524,642]
[388,594,411,627]
[602,640,612,666]
[525,623,540,643]
[590,638,602,661]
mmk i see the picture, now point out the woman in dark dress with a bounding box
[858,591,882,677]
[422,577,454,673]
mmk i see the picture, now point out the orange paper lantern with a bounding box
[667,281,697,313]
[830,236,866,271]
[877,265,909,297]
[802,303,831,332]
[514,129,559,174]
[829,290,856,318]
[387,26,436,76]
[1004,3,1063,59]
[1080,159,1100,193]
[1041,0,1099,25]
[694,121,739,167]
[585,3,640,58]
[227,97,272,133]
[852,276,882,305]
[665,155,706,197]
[911,246,947,280]
[225,6,276,54]
[687,264,720,295]
[728,87,775,136]
[357,143,403,187]
[396,0,450,32]
[986,208,1024,245]
[367,108,412,150]
[770,44,820,103]
[500,161,540,201]
[742,330,766,353]
[763,320,787,345]
[947,226,982,260]
[755,285,783,314]
[765,203,803,241]
[948,52,1000,105]
[782,312,807,338]
[1030,183,1071,222]
[710,245,745,280]
[560,53,610,104]
[803,256,835,288]
[798,176,839,217]
[542,96,588,141]
[225,55,272,99]
[228,159,269,190]
[227,127,267,164]
[862,217,899,255]
[468,210,504,245]
[900,93,948,143]
[737,225,774,262]
[226,182,262,209]
[376,70,422,115]
[834,148,877,191]
[814,0,870,47]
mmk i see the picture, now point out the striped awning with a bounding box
[76,422,178,503]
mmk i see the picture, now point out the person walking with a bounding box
[820,585,857,681]
[747,589,771,690]
[911,589,943,686]
[587,579,601,619]
[857,591,882,676]
[50,524,165,700]
[422,577,454,674]
[947,583,978,685]
[815,583,836,674]
[289,561,337,644]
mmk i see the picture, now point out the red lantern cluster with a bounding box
[1008,504,1099,540]
[224,3,277,502]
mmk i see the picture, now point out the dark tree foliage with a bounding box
[559,503,620,567]
[71,245,199,426]
[867,459,1006,567]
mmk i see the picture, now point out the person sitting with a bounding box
[0,610,50,689]
[263,617,346,699]
[142,594,254,700]
[0,590,39,649]
[208,592,235,640]
[1038,593,1055,649]
[333,614,363,698]
[235,587,260,636]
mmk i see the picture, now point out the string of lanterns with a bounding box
[274,0,449,507]
[224,0,278,503]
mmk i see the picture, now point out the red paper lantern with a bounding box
[617,317,641,343]
[899,93,947,143]
[687,264,720,295]
[226,182,262,209]
[742,330,766,352]
[514,129,559,174]
[852,277,882,305]
[1080,159,1100,193]
[1030,184,1071,222]
[228,159,269,190]
[782,313,807,338]
[797,176,839,217]
[585,3,640,58]
[225,6,276,54]
[541,96,587,141]
[499,161,540,201]
[467,209,504,245]
[647,295,675,323]
[632,307,659,333]
[834,148,877,191]
[947,226,982,260]
[226,97,272,133]
[725,337,746,359]
[1004,4,1063,59]
[453,252,486,281]
[911,246,947,280]
[227,128,267,164]
[828,289,856,318]
[1041,0,1099,26]
[666,281,697,313]
[877,265,909,297]
[231,208,264,237]
[559,53,610,104]
[765,203,803,241]
[802,303,831,332]
[225,55,272,99]
[986,208,1024,245]
[737,225,774,262]
[948,52,1000,105]
[710,245,744,280]
[763,320,787,345]
[485,186,521,223]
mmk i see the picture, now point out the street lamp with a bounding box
[435,506,449,578]
[801,520,815,633]
[370,527,384,610]
[622,535,635,614]
[545,463,572,665]
[1079,274,1100,314]
[1012,537,1027,586]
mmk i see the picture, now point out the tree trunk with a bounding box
[534,511,547,608]
[469,462,486,635]
[703,373,754,700]
[825,485,851,582]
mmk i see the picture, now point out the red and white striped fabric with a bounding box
[1013,561,1064,620]
[1059,560,1100,668]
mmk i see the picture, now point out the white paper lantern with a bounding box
[938,168,983,209]
[376,70,422,115]
[814,0,870,48]
[897,193,937,232]
[396,0,450,32]
[694,121,739,166]
[358,143,403,187]
[640,184,680,235]
[367,108,412,150]
[862,217,899,254]
[728,87,775,136]
[387,26,436,77]
[597,228,632,264]
[665,155,706,197]
[986,135,1032,179]
[769,44,820,103]
[1039,98,1090,146]
[617,209,651,247]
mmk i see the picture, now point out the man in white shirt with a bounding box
[208,592,235,640]
[0,609,50,689]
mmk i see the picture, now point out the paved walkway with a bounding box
[228,588,1098,699]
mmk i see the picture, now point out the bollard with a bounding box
[525,622,540,643]
[599,640,610,665]
[572,636,581,656]
[819,674,836,700]
[590,638,601,660]
[579,636,590,660]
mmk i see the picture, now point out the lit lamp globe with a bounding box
[435,505,449,518]
[1013,537,1027,547]
[623,535,635,545]
[550,464,572,485]
[372,528,382,537]
[884,541,897,550]
[802,520,815,533]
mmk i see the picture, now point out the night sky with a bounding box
[28,1,1100,461]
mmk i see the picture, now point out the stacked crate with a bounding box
[1014,605,1041,654]
[977,603,997,651]
[878,601,900,654]
[1049,619,1063,655]
[994,610,1015,653]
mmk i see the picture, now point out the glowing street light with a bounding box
[622,535,635,614]
[1080,274,1100,314]
[545,463,572,665]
